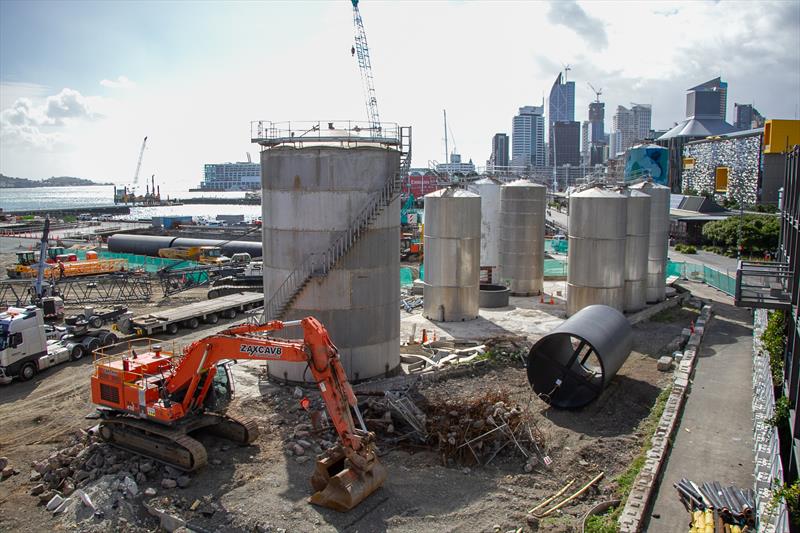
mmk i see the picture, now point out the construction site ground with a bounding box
[0,275,699,533]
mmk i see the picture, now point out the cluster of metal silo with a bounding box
[567,187,628,317]
[498,180,546,296]
[630,181,670,302]
[468,177,502,268]
[422,188,481,322]
[261,145,401,382]
[623,189,651,312]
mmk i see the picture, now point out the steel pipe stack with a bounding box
[623,189,651,312]
[630,181,670,302]
[498,179,546,296]
[422,188,481,322]
[567,187,627,317]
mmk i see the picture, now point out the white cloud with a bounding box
[100,75,135,89]
[0,87,97,149]
[547,0,608,50]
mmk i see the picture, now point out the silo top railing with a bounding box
[251,120,401,148]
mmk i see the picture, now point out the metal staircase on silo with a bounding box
[257,126,411,322]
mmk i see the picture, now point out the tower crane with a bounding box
[351,0,381,133]
[588,83,603,103]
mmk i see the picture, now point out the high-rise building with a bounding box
[552,121,581,166]
[549,72,575,164]
[632,104,652,141]
[201,162,261,190]
[581,121,590,164]
[611,104,652,157]
[588,101,605,142]
[491,133,510,168]
[511,105,546,168]
[734,103,766,130]
[688,77,728,121]
[435,153,475,174]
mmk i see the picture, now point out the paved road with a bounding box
[646,282,754,532]
[668,248,740,274]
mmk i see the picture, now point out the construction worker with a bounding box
[58,260,65,279]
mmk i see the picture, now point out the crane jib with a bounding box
[239,344,283,357]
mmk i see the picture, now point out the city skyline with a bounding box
[1,0,798,186]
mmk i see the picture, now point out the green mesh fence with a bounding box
[400,267,414,286]
[665,260,735,296]
[544,258,567,277]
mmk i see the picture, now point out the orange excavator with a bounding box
[90,317,386,511]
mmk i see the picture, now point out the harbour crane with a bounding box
[131,136,147,193]
[351,0,381,133]
[588,83,603,103]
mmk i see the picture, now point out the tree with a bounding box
[701,214,780,256]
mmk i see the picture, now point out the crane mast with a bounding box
[351,0,381,134]
[132,136,147,192]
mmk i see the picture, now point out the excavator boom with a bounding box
[90,317,386,511]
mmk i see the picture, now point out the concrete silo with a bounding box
[567,187,627,316]
[622,189,651,312]
[498,180,546,295]
[630,181,670,302]
[423,188,481,322]
[255,122,407,382]
[468,177,502,269]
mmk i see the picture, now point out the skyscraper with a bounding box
[734,103,766,130]
[549,72,575,164]
[512,105,546,168]
[688,77,728,121]
[552,121,581,166]
[611,104,652,157]
[490,133,510,168]
[588,101,606,165]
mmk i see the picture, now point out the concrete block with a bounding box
[657,356,673,371]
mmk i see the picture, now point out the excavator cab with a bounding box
[15,251,36,266]
[203,362,235,412]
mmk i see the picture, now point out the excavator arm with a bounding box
[168,318,367,453]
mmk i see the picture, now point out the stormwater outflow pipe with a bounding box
[527,304,633,409]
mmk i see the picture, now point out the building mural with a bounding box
[682,132,761,205]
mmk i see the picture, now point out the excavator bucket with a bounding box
[308,446,388,512]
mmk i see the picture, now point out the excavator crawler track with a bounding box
[98,417,208,471]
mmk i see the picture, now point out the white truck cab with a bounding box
[0,306,71,384]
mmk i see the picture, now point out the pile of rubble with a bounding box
[399,334,530,374]
[423,390,547,469]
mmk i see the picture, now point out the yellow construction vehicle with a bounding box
[157,246,230,265]
[6,251,126,280]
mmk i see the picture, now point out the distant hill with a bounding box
[0,174,113,188]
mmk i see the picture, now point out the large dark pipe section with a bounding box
[527,304,632,409]
[108,234,262,257]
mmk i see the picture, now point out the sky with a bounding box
[1,0,799,192]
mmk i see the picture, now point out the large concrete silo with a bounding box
[423,188,481,322]
[260,142,401,382]
[630,181,670,302]
[567,187,627,317]
[498,180,546,296]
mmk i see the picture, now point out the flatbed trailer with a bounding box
[129,292,263,335]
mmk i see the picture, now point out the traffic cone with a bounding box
[549,295,555,305]
[421,329,428,343]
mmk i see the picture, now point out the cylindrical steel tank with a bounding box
[498,179,546,296]
[107,234,177,256]
[262,145,401,382]
[630,181,670,302]
[622,189,651,312]
[527,304,633,408]
[107,235,263,258]
[468,177,502,268]
[422,188,481,322]
[567,187,627,316]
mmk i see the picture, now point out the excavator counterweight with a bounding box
[90,318,386,511]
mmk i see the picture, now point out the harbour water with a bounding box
[0,185,261,220]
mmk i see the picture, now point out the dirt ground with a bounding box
[0,298,698,533]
